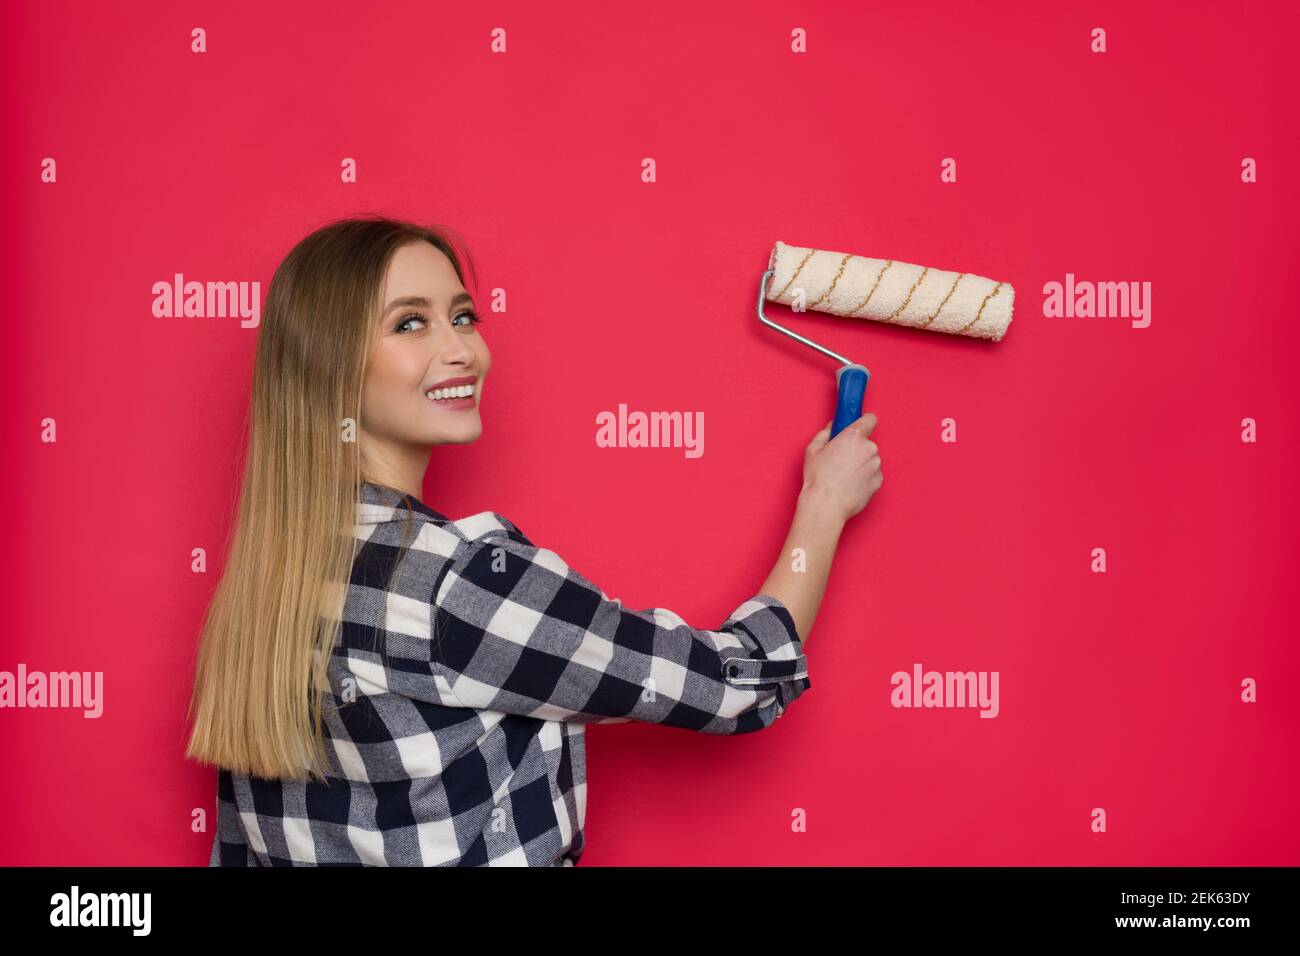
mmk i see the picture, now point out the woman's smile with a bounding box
[424,374,479,410]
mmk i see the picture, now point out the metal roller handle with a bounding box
[757,268,870,438]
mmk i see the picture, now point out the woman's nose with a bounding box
[432,321,474,363]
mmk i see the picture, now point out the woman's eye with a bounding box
[396,313,427,333]
[396,310,481,333]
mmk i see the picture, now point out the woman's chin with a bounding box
[429,421,482,444]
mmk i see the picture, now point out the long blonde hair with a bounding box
[185,214,478,782]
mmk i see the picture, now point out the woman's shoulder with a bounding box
[446,510,529,544]
[356,483,531,547]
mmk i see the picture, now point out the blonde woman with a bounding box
[185,215,883,866]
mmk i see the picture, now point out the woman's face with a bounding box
[360,241,490,462]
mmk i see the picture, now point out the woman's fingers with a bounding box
[807,420,833,455]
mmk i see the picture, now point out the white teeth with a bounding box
[427,383,474,401]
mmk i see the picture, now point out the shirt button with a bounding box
[727,664,739,677]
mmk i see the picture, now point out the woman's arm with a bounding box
[369,417,881,733]
[757,413,885,647]
[758,488,845,648]
[411,514,812,733]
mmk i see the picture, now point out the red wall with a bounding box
[3,0,1297,865]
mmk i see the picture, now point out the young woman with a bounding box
[185,215,883,866]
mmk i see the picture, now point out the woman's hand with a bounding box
[800,413,884,524]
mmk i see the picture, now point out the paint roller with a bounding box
[758,240,1015,437]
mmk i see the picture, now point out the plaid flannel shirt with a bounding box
[209,481,811,866]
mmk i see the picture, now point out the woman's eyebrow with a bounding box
[381,292,473,318]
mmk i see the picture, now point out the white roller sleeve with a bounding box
[766,241,1014,342]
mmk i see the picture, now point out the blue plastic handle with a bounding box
[831,364,870,438]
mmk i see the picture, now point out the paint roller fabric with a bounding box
[766,240,1015,342]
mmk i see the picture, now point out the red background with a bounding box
[3,0,1297,865]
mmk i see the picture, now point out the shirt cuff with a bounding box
[719,593,812,718]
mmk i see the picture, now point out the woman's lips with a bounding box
[427,393,477,411]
